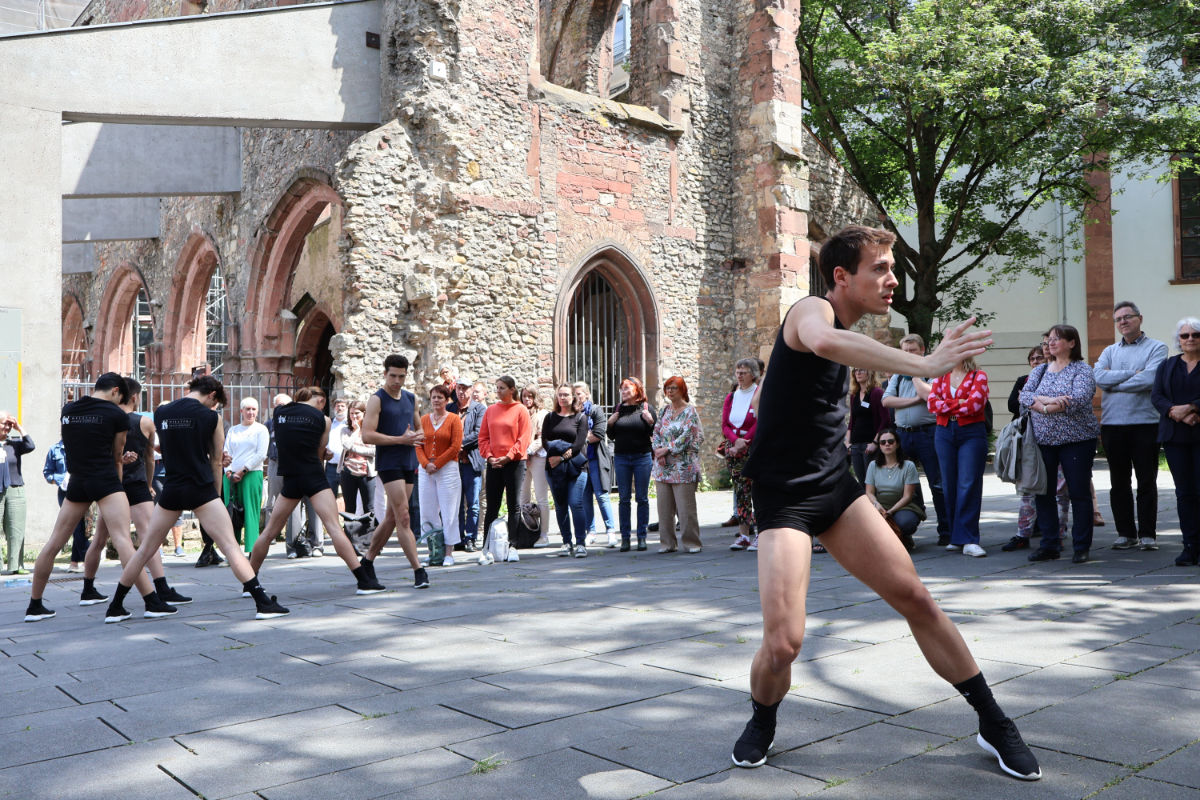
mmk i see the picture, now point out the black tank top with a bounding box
[155,397,219,489]
[123,412,150,485]
[374,388,418,472]
[273,402,326,477]
[60,395,129,483]
[743,296,852,491]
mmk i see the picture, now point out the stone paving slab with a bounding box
[2,473,1199,799]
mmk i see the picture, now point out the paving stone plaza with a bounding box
[1,467,1197,800]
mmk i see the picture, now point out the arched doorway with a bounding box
[555,244,659,411]
[94,264,153,379]
[164,233,226,380]
[293,308,336,395]
[62,294,88,382]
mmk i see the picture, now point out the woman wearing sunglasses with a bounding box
[864,428,924,552]
[1151,317,1200,566]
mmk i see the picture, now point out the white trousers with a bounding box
[418,465,462,545]
[520,453,551,535]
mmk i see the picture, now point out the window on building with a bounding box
[205,272,228,377]
[131,288,152,383]
[1178,156,1200,280]
[566,270,629,412]
[608,0,632,99]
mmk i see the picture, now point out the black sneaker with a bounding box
[24,599,55,623]
[731,715,775,768]
[1027,549,1060,562]
[79,586,109,606]
[143,596,179,619]
[413,567,430,589]
[1001,536,1030,552]
[1071,550,1089,564]
[160,587,193,605]
[356,575,387,595]
[463,539,477,553]
[104,605,132,624]
[936,533,951,547]
[254,595,290,620]
[977,717,1041,780]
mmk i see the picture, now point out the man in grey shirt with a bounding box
[1094,301,1168,551]
[882,333,950,545]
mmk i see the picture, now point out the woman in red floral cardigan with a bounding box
[928,357,990,557]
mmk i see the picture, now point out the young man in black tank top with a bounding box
[106,376,288,621]
[732,226,1041,781]
[250,386,386,595]
[82,378,191,613]
[25,373,157,622]
[361,354,429,589]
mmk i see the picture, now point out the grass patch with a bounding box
[471,755,505,774]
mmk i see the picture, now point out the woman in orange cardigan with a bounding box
[417,385,464,565]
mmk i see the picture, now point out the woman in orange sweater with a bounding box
[478,375,532,544]
[417,384,464,566]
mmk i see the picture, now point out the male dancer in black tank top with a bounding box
[732,226,1040,781]
[25,373,168,622]
[106,376,288,621]
[250,386,386,595]
[82,378,191,611]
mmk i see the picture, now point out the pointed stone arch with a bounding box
[292,304,337,391]
[243,172,342,381]
[94,263,152,377]
[554,242,660,409]
[163,232,222,379]
[62,293,89,382]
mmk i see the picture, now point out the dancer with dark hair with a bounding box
[80,378,191,610]
[732,226,1040,781]
[250,386,385,595]
[361,354,429,589]
[105,375,288,621]
[25,373,165,622]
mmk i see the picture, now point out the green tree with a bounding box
[799,0,1200,342]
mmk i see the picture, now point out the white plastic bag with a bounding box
[486,518,510,563]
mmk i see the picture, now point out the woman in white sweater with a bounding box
[223,397,270,553]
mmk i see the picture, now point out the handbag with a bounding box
[419,521,445,567]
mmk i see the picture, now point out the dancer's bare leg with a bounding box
[365,479,419,567]
[250,494,301,573]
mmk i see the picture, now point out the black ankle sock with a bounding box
[83,578,96,592]
[359,556,373,568]
[954,672,1005,723]
[111,582,132,607]
[242,577,269,605]
[142,590,160,605]
[352,565,367,580]
[750,698,780,727]
[153,577,169,594]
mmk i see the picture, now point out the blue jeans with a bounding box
[933,421,987,546]
[583,457,615,532]
[1035,438,1097,554]
[459,462,482,541]
[548,467,589,546]
[613,452,652,537]
[1164,442,1200,553]
[898,425,949,534]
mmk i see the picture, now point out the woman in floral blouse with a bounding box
[651,376,705,553]
[1020,323,1099,563]
[928,356,990,557]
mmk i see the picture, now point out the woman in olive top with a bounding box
[607,377,657,552]
[864,428,925,552]
[478,375,531,545]
[416,385,464,565]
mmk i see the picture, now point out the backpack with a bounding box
[483,518,518,563]
[994,412,1047,495]
[340,511,375,557]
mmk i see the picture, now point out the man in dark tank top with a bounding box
[360,354,429,590]
[81,377,191,615]
[732,226,1041,782]
[106,376,288,622]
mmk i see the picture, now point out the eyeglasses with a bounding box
[1046,337,1062,343]
[878,439,897,445]
[1114,314,1139,323]
[1180,332,1199,340]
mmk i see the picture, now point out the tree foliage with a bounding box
[798,0,1200,341]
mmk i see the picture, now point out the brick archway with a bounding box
[62,293,89,382]
[94,263,151,376]
[243,174,342,381]
[292,306,336,390]
[163,232,221,379]
[554,243,660,405]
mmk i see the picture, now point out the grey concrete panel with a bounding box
[62,196,161,241]
[1138,741,1200,789]
[0,716,126,769]
[0,0,381,128]
[258,747,477,800]
[1093,776,1200,799]
[0,739,193,800]
[771,721,953,783]
[62,123,241,198]
[61,242,96,274]
[646,765,826,799]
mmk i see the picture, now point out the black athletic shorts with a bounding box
[158,483,220,512]
[378,468,416,486]
[124,481,154,506]
[752,469,864,537]
[280,470,333,500]
[65,475,125,504]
